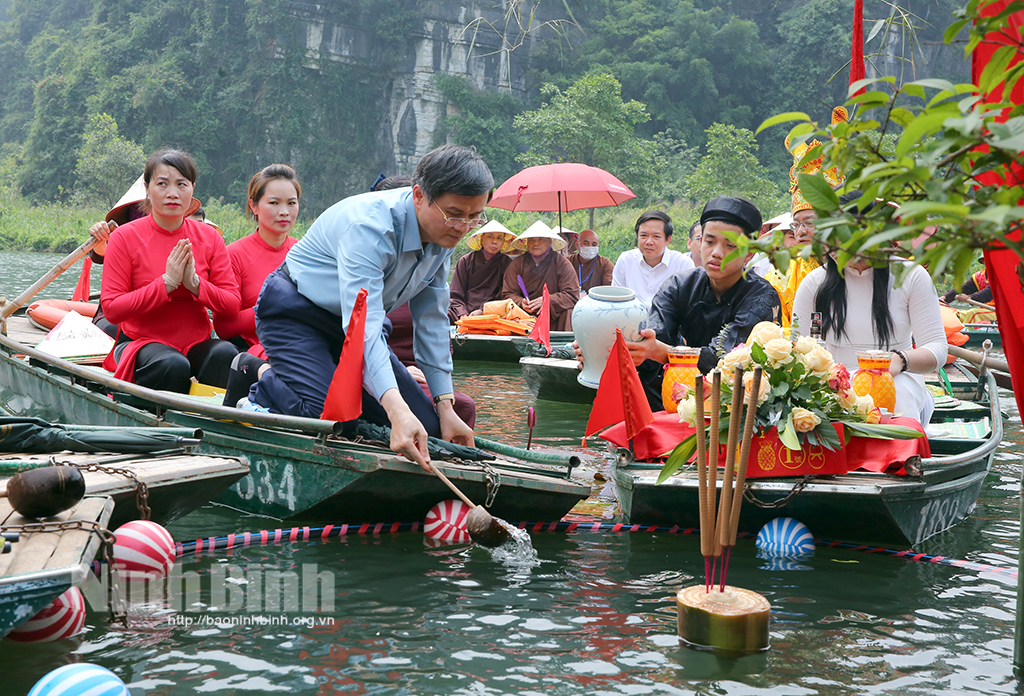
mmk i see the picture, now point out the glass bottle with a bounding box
[852,350,896,412]
[662,346,702,413]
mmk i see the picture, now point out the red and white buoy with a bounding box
[112,520,176,580]
[424,499,472,544]
[7,586,86,643]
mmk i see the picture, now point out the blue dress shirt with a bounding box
[285,188,454,401]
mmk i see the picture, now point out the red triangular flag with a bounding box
[529,283,551,356]
[584,329,654,439]
[71,257,92,302]
[320,287,368,422]
[849,0,865,96]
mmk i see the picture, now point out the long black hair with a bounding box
[815,256,895,348]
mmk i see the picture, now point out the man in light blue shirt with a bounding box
[251,145,493,470]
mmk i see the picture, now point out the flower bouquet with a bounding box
[658,321,924,482]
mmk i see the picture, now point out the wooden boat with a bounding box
[0,450,248,528]
[0,495,112,639]
[520,356,595,403]
[452,329,574,363]
[962,323,1001,349]
[613,373,1002,547]
[0,317,589,523]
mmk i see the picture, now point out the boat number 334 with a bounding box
[234,459,298,511]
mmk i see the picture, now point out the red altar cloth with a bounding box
[599,412,929,476]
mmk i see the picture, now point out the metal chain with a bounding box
[480,460,501,508]
[0,518,127,626]
[743,476,812,509]
[51,456,151,521]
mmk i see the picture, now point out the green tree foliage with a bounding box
[685,123,785,214]
[751,2,1024,292]
[74,113,145,208]
[514,73,658,199]
[434,75,524,186]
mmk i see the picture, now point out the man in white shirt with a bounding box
[612,210,693,307]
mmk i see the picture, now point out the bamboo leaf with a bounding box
[658,434,698,484]
[756,112,811,135]
[841,422,925,440]
[778,415,801,449]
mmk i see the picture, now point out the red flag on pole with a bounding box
[973,2,1024,416]
[71,257,92,302]
[320,287,368,422]
[584,329,654,440]
[850,0,865,96]
[529,283,552,356]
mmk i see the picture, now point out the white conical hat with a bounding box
[465,220,516,252]
[513,220,566,252]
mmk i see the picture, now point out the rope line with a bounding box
[172,521,1017,578]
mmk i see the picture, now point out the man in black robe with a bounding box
[625,196,782,411]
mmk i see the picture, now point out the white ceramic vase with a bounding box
[572,286,649,389]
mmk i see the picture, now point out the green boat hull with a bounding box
[613,381,1001,547]
[452,331,574,363]
[520,356,596,403]
[0,346,589,524]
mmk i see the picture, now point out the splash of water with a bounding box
[485,519,539,568]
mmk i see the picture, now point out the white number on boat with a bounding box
[232,459,297,511]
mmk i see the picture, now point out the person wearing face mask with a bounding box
[568,229,614,295]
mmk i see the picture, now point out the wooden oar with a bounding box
[948,344,1010,373]
[0,235,100,322]
[714,368,745,591]
[428,462,511,547]
[720,366,762,590]
[956,294,995,311]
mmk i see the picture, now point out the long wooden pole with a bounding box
[707,370,722,564]
[694,373,710,590]
[727,366,762,546]
[948,344,1010,373]
[715,369,745,577]
[0,236,99,321]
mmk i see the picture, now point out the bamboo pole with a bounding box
[0,236,99,321]
[948,344,1010,373]
[707,370,722,561]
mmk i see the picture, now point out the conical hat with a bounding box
[105,174,202,225]
[513,220,566,252]
[465,220,516,253]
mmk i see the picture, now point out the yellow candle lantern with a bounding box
[662,346,702,413]
[852,350,896,413]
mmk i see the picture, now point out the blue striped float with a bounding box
[755,517,815,559]
[29,663,128,696]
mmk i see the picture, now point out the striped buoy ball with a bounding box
[424,499,472,544]
[28,663,127,696]
[755,517,815,559]
[113,520,176,580]
[7,586,86,643]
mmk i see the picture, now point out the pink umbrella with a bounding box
[488,163,636,230]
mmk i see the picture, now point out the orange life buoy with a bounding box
[26,299,99,331]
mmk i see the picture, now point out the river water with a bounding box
[1,251,1022,694]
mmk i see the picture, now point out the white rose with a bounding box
[743,370,771,405]
[837,388,857,410]
[747,321,786,346]
[718,345,752,379]
[855,394,876,417]
[677,396,699,427]
[800,345,833,377]
[793,335,818,355]
[763,338,794,367]
[791,407,822,433]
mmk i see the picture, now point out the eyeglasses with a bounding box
[792,219,817,231]
[434,203,487,230]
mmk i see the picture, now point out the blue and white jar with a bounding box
[572,286,648,388]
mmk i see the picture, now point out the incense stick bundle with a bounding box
[724,364,765,552]
[707,370,722,581]
[714,369,745,560]
[694,374,710,589]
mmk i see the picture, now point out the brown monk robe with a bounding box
[448,250,513,323]
[502,222,580,331]
[449,221,517,323]
[568,229,614,294]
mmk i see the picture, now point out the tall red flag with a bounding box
[850,0,865,96]
[584,329,654,440]
[528,283,551,355]
[71,257,92,302]
[973,2,1024,416]
[320,288,368,422]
